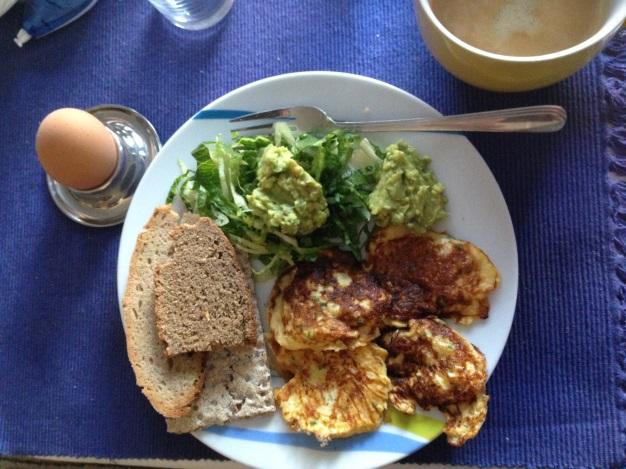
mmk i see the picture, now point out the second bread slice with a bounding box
[155,217,258,356]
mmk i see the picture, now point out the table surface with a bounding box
[0,1,624,468]
[3,457,473,469]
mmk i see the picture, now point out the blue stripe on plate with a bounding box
[204,427,424,453]
[193,110,252,120]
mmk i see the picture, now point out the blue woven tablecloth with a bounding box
[0,1,624,467]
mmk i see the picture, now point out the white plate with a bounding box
[117,72,518,469]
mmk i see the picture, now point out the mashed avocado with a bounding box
[247,144,329,236]
[368,141,446,233]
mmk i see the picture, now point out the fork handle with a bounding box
[335,105,567,133]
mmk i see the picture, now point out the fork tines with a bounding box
[231,122,277,132]
[229,108,294,123]
[230,108,296,132]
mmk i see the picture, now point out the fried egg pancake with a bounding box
[273,343,391,444]
[269,251,391,351]
[442,393,490,447]
[381,317,488,446]
[368,225,499,325]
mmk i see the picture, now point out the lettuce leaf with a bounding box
[167,127,381,277]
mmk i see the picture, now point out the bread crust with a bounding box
[122,205,206,418]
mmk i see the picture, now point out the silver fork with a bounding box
[230,105,567,133]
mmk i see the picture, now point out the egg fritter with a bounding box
[442,393,490,447]
[274,343,391,444]
[269,250,391,351]
[381,317,488,446]
[368,225,499,325]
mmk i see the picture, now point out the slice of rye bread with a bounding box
[122,205,205,418]
[166,322,275,433]
[166,253,275,433]
[154,217,258,356]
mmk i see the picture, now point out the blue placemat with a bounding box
[0,1,623,467]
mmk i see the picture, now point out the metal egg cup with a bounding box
[46,105,161,227]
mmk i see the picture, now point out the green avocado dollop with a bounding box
[247,144,329,236]
[368,141,447,233]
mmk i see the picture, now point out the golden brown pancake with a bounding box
[442,393,490,447]
[368,225,500,325]
[269,250,391,351]
[381,317,489,446]
[273,343,391,444]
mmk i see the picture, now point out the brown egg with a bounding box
[36,108,119,191]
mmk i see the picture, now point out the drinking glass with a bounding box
[147,0,234,30]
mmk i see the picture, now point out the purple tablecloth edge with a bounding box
[604,28,626,469]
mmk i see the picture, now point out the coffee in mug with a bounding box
[429,0,612,56]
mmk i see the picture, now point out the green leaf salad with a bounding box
[167,123,446,278]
